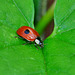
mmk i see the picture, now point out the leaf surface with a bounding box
[0,0,46,75]
[43,0,75,75]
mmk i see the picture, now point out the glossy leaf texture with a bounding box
[43,0,75,75]
[0,0,46,75]
[0,0,75,75]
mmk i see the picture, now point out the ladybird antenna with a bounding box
[43,43,48,46]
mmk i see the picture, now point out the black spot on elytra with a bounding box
[24,29,30,34]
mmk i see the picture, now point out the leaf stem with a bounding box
[35,1,56,35]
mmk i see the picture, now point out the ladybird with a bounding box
[16,26,43,48]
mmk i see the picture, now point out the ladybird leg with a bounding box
[23,41,31,45]
[15,36,25,40]
[40,45,44,48]
[40,46,42,48]
[34,43,38,49]
[15,36,22,39]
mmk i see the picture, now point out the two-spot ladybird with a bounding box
[16,26,43,48]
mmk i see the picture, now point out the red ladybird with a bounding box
[16,26,43,48]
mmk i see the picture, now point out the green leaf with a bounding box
[0,0,34,29]
[43,0,75,75]
[0,0,35,48]
[44,38,75,75]
[0,0,75,75]
[0,0,46,75]
[0,45,46,75]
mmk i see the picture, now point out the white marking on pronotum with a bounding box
[35,39,40,44]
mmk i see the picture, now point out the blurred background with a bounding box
[33,0,55,40]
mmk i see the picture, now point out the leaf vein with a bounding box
[13,0,30,26]
[57,5,75,26]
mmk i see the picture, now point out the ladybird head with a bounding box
[35,37,44,47]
